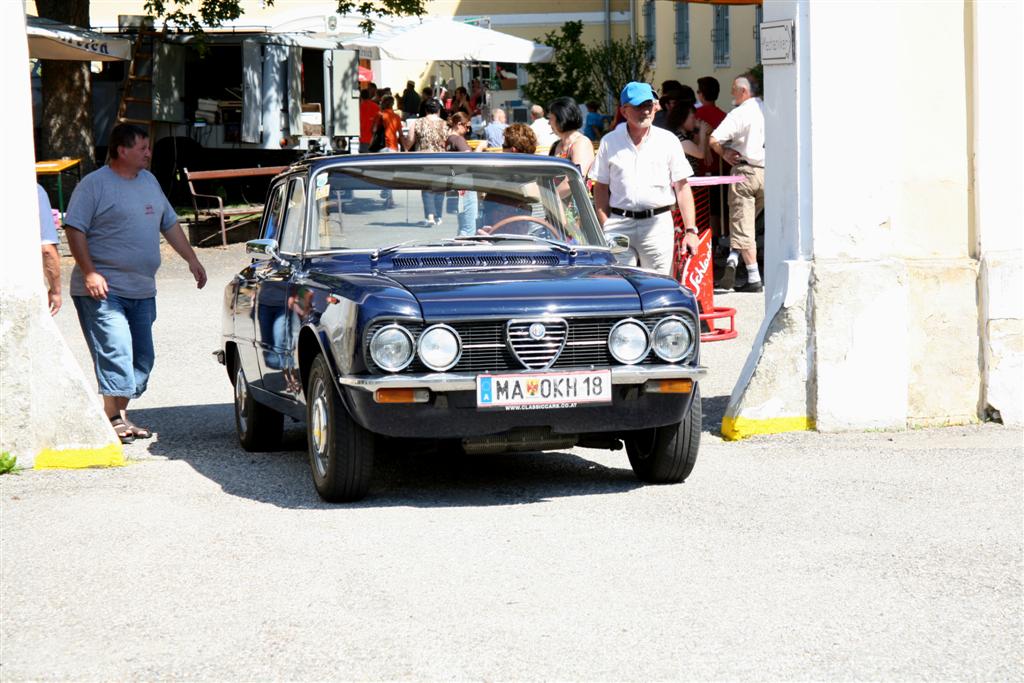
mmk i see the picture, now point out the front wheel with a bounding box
[625,385,701,483]
[306,354,374,502]
[233,350,283,451]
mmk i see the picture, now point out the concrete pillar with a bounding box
[723,0,815,439]
[723,0,1009,438]
[0,6,122,468]
[974,1,1023,426]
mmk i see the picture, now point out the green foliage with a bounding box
[522,22,600,108]
[522,21,653,108]
[143,0,244,33]
[144,0,425,35]
[335,0,427,35]
[585,38,653,105]
[747,64,764,97]
[0,452,17,475]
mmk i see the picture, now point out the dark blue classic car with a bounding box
[218,153,707,501]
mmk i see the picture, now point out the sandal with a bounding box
[109,416,135,444]
[125,419,153,439]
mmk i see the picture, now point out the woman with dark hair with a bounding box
[667,98,710,172]
[450,86,471,116]
[547,96,595,181]
[446,112,479,235]
[403,98,448,225]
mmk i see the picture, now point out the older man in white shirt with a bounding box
[528,104,559,149]
[710,75,765,292]
[590,82,699,274]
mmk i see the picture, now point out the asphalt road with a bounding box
[1,244,1021,680]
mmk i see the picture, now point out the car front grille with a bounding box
[506,319,568,370]
[364,313,697,374]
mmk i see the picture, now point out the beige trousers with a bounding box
[603,212,675,275]
[728,164,765,251]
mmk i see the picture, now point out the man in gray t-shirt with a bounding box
[65,123,207,444]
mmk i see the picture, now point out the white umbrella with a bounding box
[343,19,554,63]
[26,15,131,61]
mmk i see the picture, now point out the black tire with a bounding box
[306,355,374,502]
[625,385,701,483]
[233,351,284,451]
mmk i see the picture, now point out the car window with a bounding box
[308,162,603,252]
[278,178,306,254]
[261,183,287,242]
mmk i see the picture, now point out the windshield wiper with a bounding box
[457,234,576,255]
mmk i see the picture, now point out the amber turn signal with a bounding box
[645,379,693,394]
[374,388,429,403]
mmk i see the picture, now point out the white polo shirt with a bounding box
[589,123,693,212]
[712,97,765,167]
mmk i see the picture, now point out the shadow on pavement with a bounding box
[702,394,730,436]
[131,404,644,509]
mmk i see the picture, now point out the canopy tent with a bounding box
[26,15,131,61]
[341,19,554,63]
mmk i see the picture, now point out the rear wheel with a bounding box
[306,354,374,502]
[233,351,284,451]
[626,385,701,483]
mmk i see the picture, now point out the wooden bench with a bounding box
[184,166,288,246]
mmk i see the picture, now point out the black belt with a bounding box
[609,205,673,219]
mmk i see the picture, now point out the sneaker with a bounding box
[718,261,737,290]
[734,280,764,293]
[433,217,443,226]
[420,219,433,227]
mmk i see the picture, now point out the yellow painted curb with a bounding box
[721,416,815,441]
[34,443,125,469]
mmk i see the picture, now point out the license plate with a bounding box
[476,370,612,410]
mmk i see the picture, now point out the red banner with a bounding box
[672,226,714,315]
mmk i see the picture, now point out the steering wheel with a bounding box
[487,214,559,238]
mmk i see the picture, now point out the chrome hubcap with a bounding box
[310,378,329,477]
[234,368,249,434]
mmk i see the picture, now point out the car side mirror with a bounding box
[246,238,288,266]
[605,233,630,254]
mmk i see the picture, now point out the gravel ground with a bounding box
[1,245,1021,680]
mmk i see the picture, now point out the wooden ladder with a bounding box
[116,29,162,138]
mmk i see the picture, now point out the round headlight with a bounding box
[369,324,414,372]
[417,324,462,371]
[652,316,693,362]
[608,319,650,364]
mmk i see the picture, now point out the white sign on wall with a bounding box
[760,20,795,65]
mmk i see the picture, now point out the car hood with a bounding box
[383,266,645,319]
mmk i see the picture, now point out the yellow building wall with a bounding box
[642,1,760,109]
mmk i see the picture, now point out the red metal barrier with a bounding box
[671,181,738,342]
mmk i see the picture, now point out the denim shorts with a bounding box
[73,295,157,399]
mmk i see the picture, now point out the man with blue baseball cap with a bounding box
[590,82,699,274]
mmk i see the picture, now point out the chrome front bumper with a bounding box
[337,365,708,393]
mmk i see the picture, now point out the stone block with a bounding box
[906,259,981,426]
[812,259,909,431]
[980,251,1023,425]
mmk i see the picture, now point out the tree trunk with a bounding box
[35,0,97,171]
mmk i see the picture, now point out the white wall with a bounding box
[974,0,1024,425]
[0,4,121,466]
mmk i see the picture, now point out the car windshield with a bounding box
[305,160,605,252]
